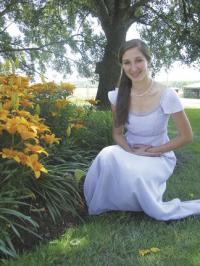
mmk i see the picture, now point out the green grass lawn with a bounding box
[3,109,200,266]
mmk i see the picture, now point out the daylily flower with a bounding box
[25,143,48,156]
[26,154,48,178]
[55,99,70,109]
[15,110,32,118]
[86,99,100,105]
[3,117,38,141]
[41,134,61,144]
[0,148,28,165]
[36,123,50,134]
[71,122,86,129]
[20,99,34,107]
[19,129,38,141]
[60,82,75,93]
[74,107,84,114]
[4,118,18,134]
[3,101,12,110]
[0,110,9,121]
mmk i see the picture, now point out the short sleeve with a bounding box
[108,88,118,106]
[161,88,183,114]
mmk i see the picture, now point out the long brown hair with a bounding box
[115,39,151,126]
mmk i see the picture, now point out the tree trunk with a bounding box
[95,16,133,107]
[94,0,139,107]
[95,46,120,107]
[95,29,127,107]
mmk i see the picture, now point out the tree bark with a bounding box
[95,26,129,107]
[94,0,137,107]
[95,45,121,107]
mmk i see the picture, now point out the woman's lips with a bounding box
[130,73,142,78]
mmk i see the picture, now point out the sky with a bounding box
[6,22,200,83]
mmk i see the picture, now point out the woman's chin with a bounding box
[131,73,149,83]
[131,76,145,82]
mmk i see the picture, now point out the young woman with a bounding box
[84,39,200,221]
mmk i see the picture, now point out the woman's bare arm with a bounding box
[147,110,193,154]
[111,104,133,153]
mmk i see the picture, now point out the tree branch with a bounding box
[0,22,13,34]
[20,60,49,79]
[92,0,112,33]
[46,49,83,65]
[76,11,91,34]
[0,0,21,17]
[0,34,84,53]
[0,42,64,53]
[143,4,177,32]
[128,0,150,19]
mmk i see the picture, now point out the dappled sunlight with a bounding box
[4,212,200,265]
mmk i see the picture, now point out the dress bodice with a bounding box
[108,87,183,158]
[125,105,169,147]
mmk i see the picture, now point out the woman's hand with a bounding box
[131,144,162,157]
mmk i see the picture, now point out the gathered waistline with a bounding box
[125,130,166,137]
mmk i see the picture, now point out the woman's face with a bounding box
[121,47,149,82]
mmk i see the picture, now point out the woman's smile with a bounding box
[122,47,149,82]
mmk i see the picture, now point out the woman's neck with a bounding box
[131,77,153,96]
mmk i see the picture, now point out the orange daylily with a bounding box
[0,110,9,121]
[0,148,28,165]
[3,101,12,110]
[0,74,74,179]
[60,82,75,93]
[20,99,34,107]
[4,118,19,134]
[71,122,86,129]
[86,99,100,105]
[3,117,38,141]
[26,154,48,178]
[37,124,50,134]
[15,110,32,118]
[5,116,29,130]
[1,148,19,160]
[19,129,38,141]
[41,134,61,144]
[30,82,57,94]
[74,107,84,114]
[25,143,48,156]
[55,99,70,109]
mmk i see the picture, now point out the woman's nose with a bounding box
[129,63,137,72]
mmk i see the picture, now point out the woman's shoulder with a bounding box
[108,88,118,105]
[152,81,177,98]
[154,81,183,114]
[153,81,167,94]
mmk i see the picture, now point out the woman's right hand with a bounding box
[130,144,162,157]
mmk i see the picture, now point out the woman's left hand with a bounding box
[131,145,162,157]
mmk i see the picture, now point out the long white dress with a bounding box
[84,88,200,221]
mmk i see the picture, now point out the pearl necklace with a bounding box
[131,79,154,97]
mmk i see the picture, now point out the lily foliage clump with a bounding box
[0,74,84,259]
[0,75,76,178]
